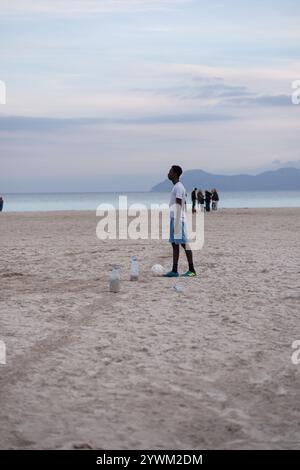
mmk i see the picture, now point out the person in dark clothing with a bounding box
[197,189,205,211]
[0,196,3,212]
[191,188,197,213]
[205,190,212,212]
[211,188,219,211]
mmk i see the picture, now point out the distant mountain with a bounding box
[151,167,300,192]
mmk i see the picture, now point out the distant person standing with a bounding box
[212,189,219,211]
[191,188,197,213]
[197,189,205,212]
[0,196,3,212]
[205,190,212,212]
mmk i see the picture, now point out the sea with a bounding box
[1,191,300,212]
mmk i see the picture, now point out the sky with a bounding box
[0,0,300,192]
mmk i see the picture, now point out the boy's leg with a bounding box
[163,242,180,277]
[172,242,180,273]
[181,244,196,274]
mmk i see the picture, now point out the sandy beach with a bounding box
[0,208,299,450]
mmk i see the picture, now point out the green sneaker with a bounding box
[181,271,197,277]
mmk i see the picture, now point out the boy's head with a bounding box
[168,165,182,181]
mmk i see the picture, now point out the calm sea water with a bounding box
[1,191,300,212]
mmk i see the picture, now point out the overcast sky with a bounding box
[0,0,300,192]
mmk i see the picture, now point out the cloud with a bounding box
[155,62,300,87]
[254,94,293,107]
[134,75,293,109]
[0,116,97,132]
[136,79,252,100]
[0,112,234,133]
[229,94,293,107]
[0,0,193,16]
[125,112,234,124]
[136,25,175,33]
[123,61,300,114]
[271,158,300,169]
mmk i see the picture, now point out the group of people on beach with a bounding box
[191,188,219,213]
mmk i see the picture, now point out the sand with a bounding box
[0,208,299,450]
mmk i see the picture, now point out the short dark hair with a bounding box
[172,165,183,178]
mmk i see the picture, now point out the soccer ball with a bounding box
[151,264,165,277]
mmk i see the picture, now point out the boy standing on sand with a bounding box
[163,165,196,278]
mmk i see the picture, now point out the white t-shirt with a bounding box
[169,181,186,219]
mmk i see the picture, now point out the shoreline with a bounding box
[1,206,300,216]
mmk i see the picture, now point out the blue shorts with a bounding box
[169,217,189,245]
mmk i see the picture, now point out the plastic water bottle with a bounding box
[130,256,139,281]
[174,284,184,294]
[109,265,121,293]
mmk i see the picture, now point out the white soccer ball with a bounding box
[151,264,165,277]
